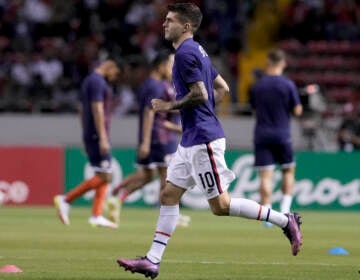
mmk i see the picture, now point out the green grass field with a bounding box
[0,207,359,280]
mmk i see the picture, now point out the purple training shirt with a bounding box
[172,38,225,147]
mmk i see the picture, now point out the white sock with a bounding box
[146,205,179,263]
[229,198,288,228]
[280,194,293,213]
[264,203,272,209]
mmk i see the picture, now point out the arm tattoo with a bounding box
[171,82,208,110]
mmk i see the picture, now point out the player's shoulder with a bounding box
[267,75,296,88]
[281,76,297,88]
[86,72,105,85]
[139,77,153,91]
[175,47,195,59]
[176,39,200,56]
[148,77,164,88]
[141,77,164,93]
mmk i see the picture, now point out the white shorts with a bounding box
[167,138,235,199]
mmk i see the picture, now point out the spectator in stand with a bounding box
[337,103,360,152]
[7,52,32,111]
[29,48,63,111]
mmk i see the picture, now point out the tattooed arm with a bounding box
[152,81,208,112]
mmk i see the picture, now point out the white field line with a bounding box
[164,259,351,267]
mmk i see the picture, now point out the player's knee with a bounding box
[143,174,153,185]
[159,185,181,205]
[141,170,154,185]
[210,205,229,216]
[159,188,173,204]
[260,185,272,196]
[208,193,231,216]
[282,166,295,174]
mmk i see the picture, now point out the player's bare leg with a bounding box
[107,169,154,223]
[280,166,295,213]
[259,168,274,227]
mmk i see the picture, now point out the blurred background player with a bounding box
[249,49,303,226]
[107,51,190,227]
[54,58,122,228]
[116,3,303,279]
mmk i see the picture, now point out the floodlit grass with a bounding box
[0,207,359,279]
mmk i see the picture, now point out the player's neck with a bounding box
[150,71,161,81]
[265,67,283,76]
[173,33,193,49]
[94,68,105,77]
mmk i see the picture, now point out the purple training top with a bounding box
[249,75,301,144]
[137,77,174,147]
[79,72,112,141]
[172,38,225,147]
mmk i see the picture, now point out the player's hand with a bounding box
[99,138,110,155]
[151,99,172,112]
[138,143,150,159]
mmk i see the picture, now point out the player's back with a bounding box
[250,75,299,143]
[80,72,111,141]
[172,38,224,147]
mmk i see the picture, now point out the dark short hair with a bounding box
[108,56,125,72]
[150,50,171,69]
[168,2,203,33]
[267,49,286,64]
[125,54,148,69]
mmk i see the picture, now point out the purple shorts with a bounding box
[254,141,294,169]
[136,142,176,169]
[84,139,112,173]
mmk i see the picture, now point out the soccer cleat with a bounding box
[88,215,118,229]
[105,196,121,224]
[54,195,70,225]
[283,213,303,256]
[117,256,159,279]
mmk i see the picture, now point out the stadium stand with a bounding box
[0,0,252,114]
[277,0,360,151]
[0,0,359,133]
[278,0,360,110]
[281,40,360,107]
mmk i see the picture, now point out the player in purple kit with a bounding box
[54,59,121,229]
[116,3,303,279]
[249,49,303,225]
[107,51,189,226]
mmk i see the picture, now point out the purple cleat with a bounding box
[283,213,303,256]
[117,256,160,279]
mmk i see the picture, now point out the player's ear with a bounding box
[184,23,191,33]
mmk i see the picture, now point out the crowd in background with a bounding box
[0,0,254,113]
[280,0,360,42]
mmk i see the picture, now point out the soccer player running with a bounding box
[107,51,189,226]
[249,49,303,227]
[54,59,121,229]
[116,3,303,279]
